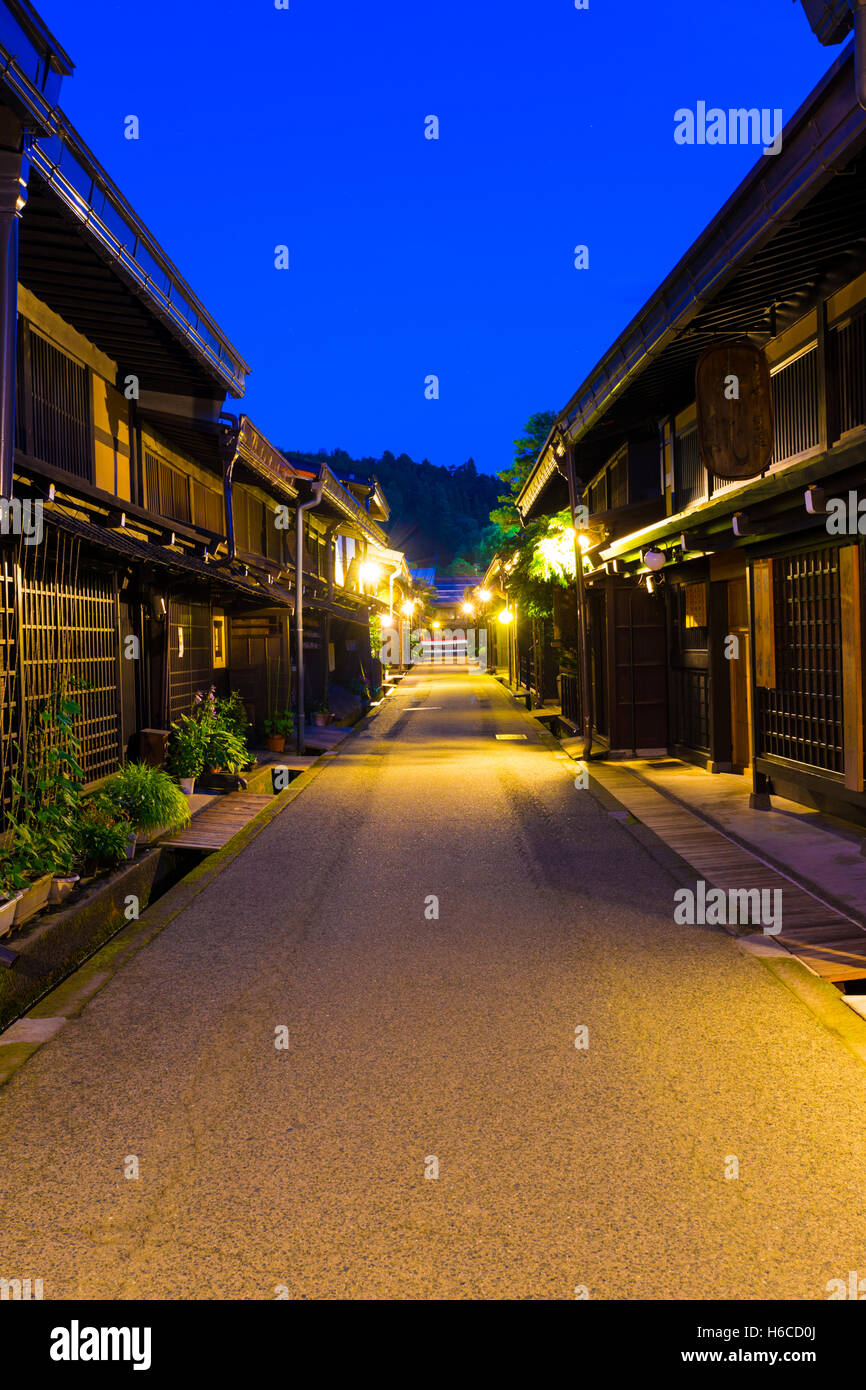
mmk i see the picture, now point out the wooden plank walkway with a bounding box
[160,793,274,851]
[590,763,866,983]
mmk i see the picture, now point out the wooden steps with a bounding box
[590,763,866,983]
[160,793,273,851]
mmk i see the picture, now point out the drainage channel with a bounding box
[0,775,297,1038]
[584,759,866,1005]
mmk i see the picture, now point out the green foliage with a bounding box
[489,410,557,546]
[218,690,250,741]
[369,613,381,659]
[443,556,480,577]
[103,763,191,834]
[206,723,249,772]
[168,687,252,777]
[280,448,500,568]
[501,520,559,620]
[73,796,130,872]
[3,678,86,883]
[166,714,208,780]
[528,510,578,584]
[479,412,562,620]
[264,709,294,739]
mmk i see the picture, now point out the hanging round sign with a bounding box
[695,339,774,482]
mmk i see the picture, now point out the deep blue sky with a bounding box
[36,0,834,476]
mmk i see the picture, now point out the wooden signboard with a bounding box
[752,558,776,690]
[696,339,774,481]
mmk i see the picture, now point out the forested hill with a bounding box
[279,447,500,570]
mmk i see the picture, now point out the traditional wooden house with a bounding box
[518,40,866,823]
[0,0,400,787]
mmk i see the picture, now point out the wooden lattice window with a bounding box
[25,329,93,481]
[771,346,820,463]
[674,426,704,511]
[144,449,192,524]
[18,532,121,783]
[756,546,843,773]
[835,311,866,437]
[168,598,213,722]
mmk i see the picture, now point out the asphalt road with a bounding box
[2,664,866,1301]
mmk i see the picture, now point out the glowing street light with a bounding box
[477,588,491,603]
[461,602,475,617]
[497,608,513,624]
[358,561,382,588]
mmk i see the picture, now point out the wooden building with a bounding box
[0,0,402,788]
[517,40,866,823]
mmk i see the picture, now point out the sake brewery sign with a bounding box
[695,339,774,482]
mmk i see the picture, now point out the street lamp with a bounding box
[358,560,382,591]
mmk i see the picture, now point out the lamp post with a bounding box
[561,438,594,760]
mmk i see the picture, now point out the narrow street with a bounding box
[1,665,866,1301]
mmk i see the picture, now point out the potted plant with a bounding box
[264,655,294,752]
[204,723,246,773]
[5,677,84,925]
[12,839,58,926]
[310,701,330,728]
[103,762,191,845]
[72,798,132,879]
[48,872,80,907]
[263,709,294,754]
[166,714,207,793]
[217,690,250,743]
[0,863,23,938]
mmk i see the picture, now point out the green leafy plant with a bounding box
[6,678,86,881]
[205,723,249,772]
[73,797,130,874]
[103,763,191,834]
[264,709,295,738]
[166,714,208,781]
[217,691,250,742]
[0,856,25,899]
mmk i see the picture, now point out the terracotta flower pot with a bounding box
[266,735,286,753]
